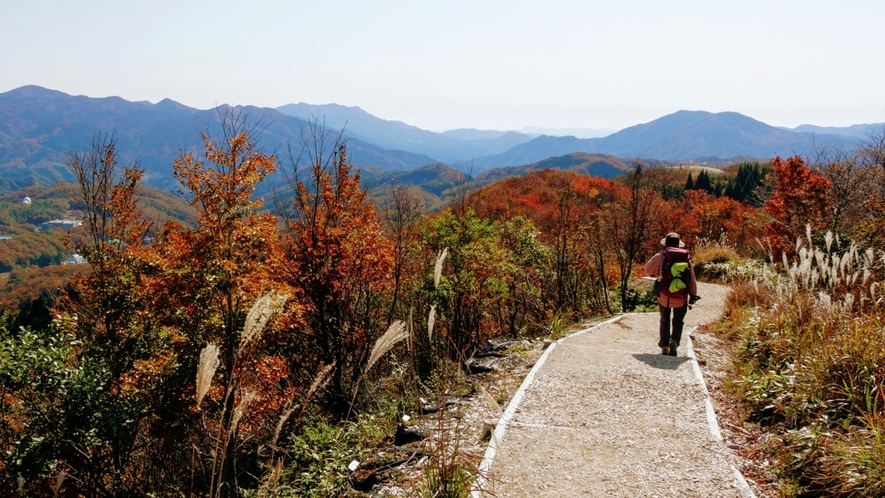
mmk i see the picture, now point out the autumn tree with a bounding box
[276,121,393,414]
[492,215,549,336]
[850,128,885,247]
[61,134,157,495]
[543,173,591,311]
[468,169,619,314]
[381,184,425,326]
[806,147,885,250]
[674,189,761,249]
[603,163,663,312]
[420,208,514,362]
[146,111,284,495]
[0,135,158,496]
[810,151,867,237]
[860,126,885,172]
[764,156,831,257]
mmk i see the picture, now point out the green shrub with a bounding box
[279,416,387,498]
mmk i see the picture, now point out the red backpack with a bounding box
[654,247,692,299]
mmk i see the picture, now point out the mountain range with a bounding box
[276,103,535,163]
[0,85,879,197]
[458,111,863,170]
[0,86,435,193]
[277,103,865,170]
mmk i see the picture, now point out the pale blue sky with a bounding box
[2,0,883,131]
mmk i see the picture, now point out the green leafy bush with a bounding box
[280,416,387,498]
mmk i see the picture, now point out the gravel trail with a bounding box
[475,282,752,497]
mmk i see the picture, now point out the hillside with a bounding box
[473,152,632,188]
[359,162,468,210]
[0,183,198,228]
[0,183,197,315]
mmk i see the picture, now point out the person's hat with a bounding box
[660,232,685,247]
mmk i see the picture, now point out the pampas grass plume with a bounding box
[427,305,437,341]
[196,344,220,409]
[240,290,289,351]
[271,361,336,461]
[305,360,336,404]
[229,389,257,436]
[365,320,408,374]
[434,247,448,288]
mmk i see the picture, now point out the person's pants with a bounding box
[659,304,688,348]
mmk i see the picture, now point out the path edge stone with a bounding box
[685,327,757,498]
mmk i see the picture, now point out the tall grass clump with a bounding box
[692,237,765,284]
[724,226,885,495]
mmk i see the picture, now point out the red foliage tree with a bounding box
[142,113,293,494]
[675,189,762,248]
[276,134,393,412]
[26,134,161,495]
[469,169,621,313]
[764,156,831,257]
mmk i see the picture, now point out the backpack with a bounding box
[653,247,692,299]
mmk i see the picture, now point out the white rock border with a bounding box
[685,326,756,498]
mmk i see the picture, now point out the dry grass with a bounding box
[719,227,885,495]
[691,238,765,284]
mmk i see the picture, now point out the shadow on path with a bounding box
[632,353,691,370]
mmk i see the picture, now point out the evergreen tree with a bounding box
[726,162,769,202]
[684,173,695,191]
[694,170,711,192]
[724,181,737,199]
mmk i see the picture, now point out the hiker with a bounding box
[644,232,699,356]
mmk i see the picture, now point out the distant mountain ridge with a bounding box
[276,102,534,162]
[0,86,436,193]
[787,122,885,138]
[594,110,853,159]
[467,110,859,170]
[465,135,598,171]
[517,126,615,138]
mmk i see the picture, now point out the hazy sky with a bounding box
[2,0,883,132]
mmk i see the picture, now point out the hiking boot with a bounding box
[660,346,670,355]
[668,339,678,357]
